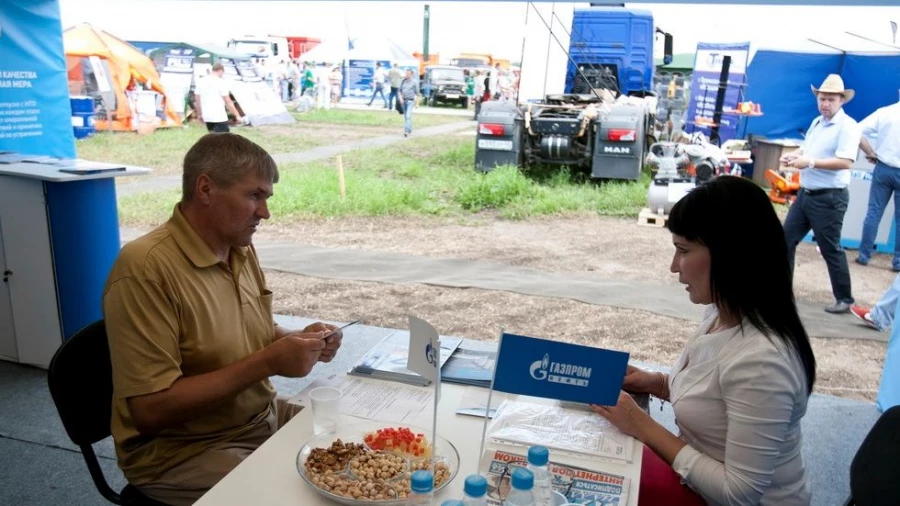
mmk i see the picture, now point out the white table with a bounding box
[195,380,642,506]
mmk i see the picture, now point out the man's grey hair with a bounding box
[182,133,279,202]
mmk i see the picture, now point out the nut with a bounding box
[305,439,368,474]
[306,439,453,501]
[410,459,451,487]
[350,452,407,481]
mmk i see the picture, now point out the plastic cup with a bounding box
[551,491,567,506]
[309,387,342,435]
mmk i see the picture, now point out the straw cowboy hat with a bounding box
[811,74,855,103]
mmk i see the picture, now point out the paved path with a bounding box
[117,227,884,342]
[116,119,474,198]
[253,242,886,342]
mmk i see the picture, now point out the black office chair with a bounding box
[47,319,169,506]
[844,405,900,506]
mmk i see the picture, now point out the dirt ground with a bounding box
[255,214,894,402]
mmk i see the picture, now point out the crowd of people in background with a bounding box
[467,63,520,120]
[247,56,519,113]
[249,58,344,108]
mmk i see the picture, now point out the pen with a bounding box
[323,319,360,339]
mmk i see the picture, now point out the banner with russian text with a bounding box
[685,42,750,144]
[0,0,75,158]
[492,333,629,406]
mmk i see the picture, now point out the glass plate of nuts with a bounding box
[296,422,460,505]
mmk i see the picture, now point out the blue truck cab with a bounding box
[565,7,670,97]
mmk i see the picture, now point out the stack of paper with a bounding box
[348,331,462,387]
[289,374,434,424]
[441,345,496,388]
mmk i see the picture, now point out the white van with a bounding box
[227,35,290,64]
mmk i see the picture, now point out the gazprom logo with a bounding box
[529,353,592,387]
[425,342,437,366]
[530,354,550,380]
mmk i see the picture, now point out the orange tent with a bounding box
[63,23,182,131]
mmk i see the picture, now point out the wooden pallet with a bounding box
[637,208,668,228]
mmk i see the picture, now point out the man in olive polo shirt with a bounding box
[102,133,344,505]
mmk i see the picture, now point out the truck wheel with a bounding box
[459,98,468,109]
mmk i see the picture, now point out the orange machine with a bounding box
[450,53,511,69]
[765,168,801,205]
[412,52,440,77]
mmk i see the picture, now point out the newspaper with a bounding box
[481,448,630,506]
[486,400,635,463]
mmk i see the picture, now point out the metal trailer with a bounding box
[474,95,655,180]
[473,5,671,180]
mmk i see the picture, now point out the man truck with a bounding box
[474,6,673,181]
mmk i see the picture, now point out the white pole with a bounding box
[476,330,505,470]
[432,346,439,466]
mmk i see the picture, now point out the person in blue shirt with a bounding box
[780,74,862,314]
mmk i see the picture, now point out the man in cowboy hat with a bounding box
[781,74,862,314]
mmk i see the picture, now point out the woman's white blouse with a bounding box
[668,306,812,506]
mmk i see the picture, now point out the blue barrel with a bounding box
[70,95,96,139]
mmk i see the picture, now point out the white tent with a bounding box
[348,37,417,65]
[301,38,351,64]
[302,36,417,66]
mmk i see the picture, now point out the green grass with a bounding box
[118,134,651,228]
[117,188,181,226]
[76,123,322,177]
[79,110,468,178]
[291,108,469,128]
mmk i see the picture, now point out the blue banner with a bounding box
[0,0,75,158]
[492,333,629,406]
[344,59,390,99]
[685,42,750,143]
[162,47,196,74]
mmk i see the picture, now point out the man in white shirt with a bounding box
[851,91,900,331]
[854,91,900,271]
[780,74,862,314]
[488,64,500,100]
[194,63,244,132]
[367,62,388,108]
[315,62,332,109]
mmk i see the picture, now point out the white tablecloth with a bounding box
[194,380,642,506]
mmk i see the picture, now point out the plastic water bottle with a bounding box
[441,501,464,506]
[462,474,488,506]
[407,469,434,506]
[504,468,536,506]
[526,446,553,506]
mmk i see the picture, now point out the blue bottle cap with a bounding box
[511,467,534,490]
[464,474,488,497]
[410,470,434,493]
[441,501,464,506]
[527,446,549,466]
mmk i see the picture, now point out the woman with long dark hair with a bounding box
[592,176,816,506]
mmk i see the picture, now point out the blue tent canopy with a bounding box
[744,35,900,140]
